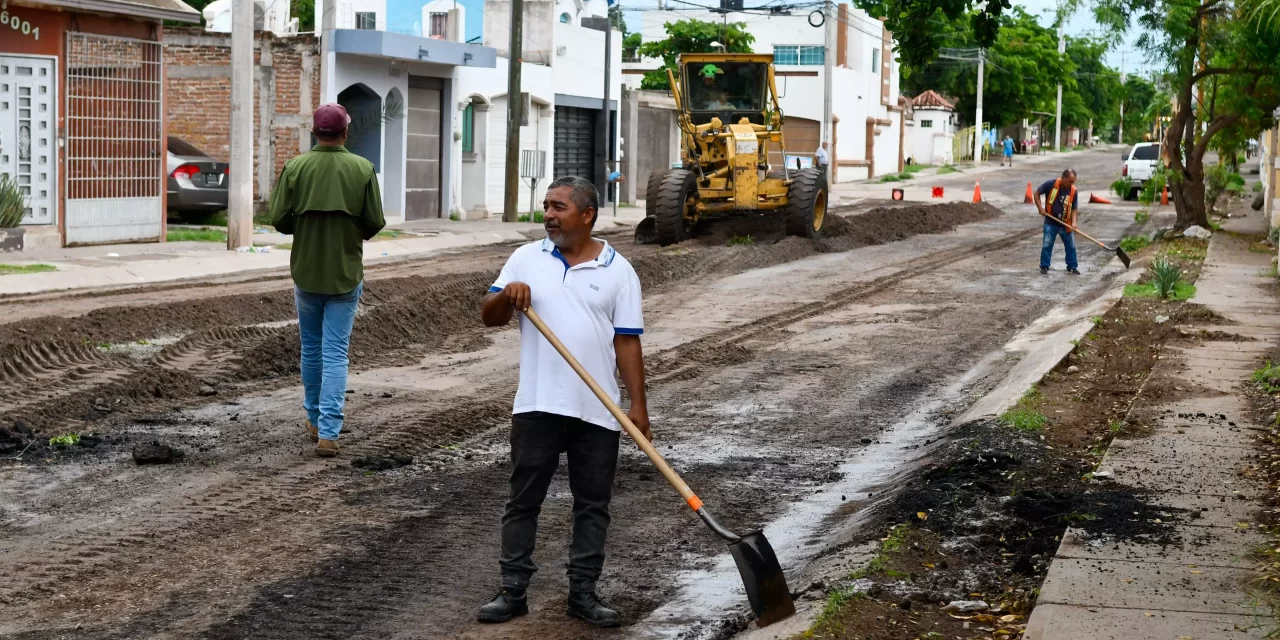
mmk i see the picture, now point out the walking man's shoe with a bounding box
[477,588,529,623]
[316,439,340,457]
[1040,266,1049,275]
[567,591,621,627]
[304,419,319,442]
[1067,268,1082,275]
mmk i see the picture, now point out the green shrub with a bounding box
[1255,182,1265,193]
[727,235,754,246]
[1120,235,1150,253]
[1112,176,1134,199]
[1135,210,1150,224]
[1139,167,1168,206]
[0,173,26,228]
[879,173,901,183]
[998,388,1048,432]
[937,165,959,175]
[1254,361,1280,393]
[1150,257,1183,299]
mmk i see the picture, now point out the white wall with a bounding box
[330,54,460,223]
[422,0,464,38]
[908,106,955,165]
[552,22,623,104]
[625,5,901,181]
[316,0,388,30]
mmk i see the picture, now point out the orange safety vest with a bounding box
[1047,179,1077,228]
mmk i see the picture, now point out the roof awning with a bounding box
[16,0,200,23]
[331,29,497,68]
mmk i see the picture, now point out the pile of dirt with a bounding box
[0,421,33,455]
[132,441,185,465]
[352,454,414,471]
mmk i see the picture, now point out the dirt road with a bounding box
[0,148,1134,639]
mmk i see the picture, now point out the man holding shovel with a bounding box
[1035,169,1081,275]
[478,175,650,628]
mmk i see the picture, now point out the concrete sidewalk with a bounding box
[1024,215,1277,639]
[0,210,647,297]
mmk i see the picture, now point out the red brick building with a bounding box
[1,0,200,247]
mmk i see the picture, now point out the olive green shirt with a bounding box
[269,145,386,295]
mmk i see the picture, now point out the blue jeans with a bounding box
[295,282,362,441]
[1040,221,1078,271]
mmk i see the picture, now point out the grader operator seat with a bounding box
[685,61,768,126]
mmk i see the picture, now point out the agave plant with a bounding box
[0,173,28,229]
[1150,257,1182,299]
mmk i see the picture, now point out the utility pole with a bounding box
[1118,51,1125,145]
[602,0,613,207]
[1054,23,1064,152]
[821,0,833,182]
[973,48,984,166]
[502,0,524,222]
[227,0,253,249]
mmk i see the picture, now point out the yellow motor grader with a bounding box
[635,53,829,246]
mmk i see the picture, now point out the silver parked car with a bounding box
[166,137,228,213]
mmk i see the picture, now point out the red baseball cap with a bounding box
[313,103,351,136]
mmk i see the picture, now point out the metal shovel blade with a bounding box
[728,531,795,627]
[634,217,659,245]
[1116,247,1131,269]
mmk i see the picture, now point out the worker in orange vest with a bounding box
[1034,169,1080,275]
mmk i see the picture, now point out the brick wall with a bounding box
[165,28,319,201]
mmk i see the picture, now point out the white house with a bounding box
[452,0,624,217]
[204,0,299,35]
[623,3,905,181]
[905,90,957,166]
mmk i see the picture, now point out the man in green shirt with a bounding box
[269,103,386,457]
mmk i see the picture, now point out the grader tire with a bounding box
[785,167,828,239]
[644,170,665,220]
[655,169,696,247]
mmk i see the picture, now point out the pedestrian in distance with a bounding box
[477,175,651,628]
[1001,135,1015,167]
[815,141,830,177]
[268,103,386,457]
[1035,169,1081,275]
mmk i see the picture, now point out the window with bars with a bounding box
[773,45,824,66]
[462,103,475,153]
[921,119,933,128]
[429,12,447,37]
[355,12,376,29]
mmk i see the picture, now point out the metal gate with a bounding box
[0,56,57,226]
[65,32,164,244]
[406,76,443,220]
[554,106,594,180]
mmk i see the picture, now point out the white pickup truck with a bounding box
[1120,142,1161,200]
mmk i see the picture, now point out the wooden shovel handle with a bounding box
[522,307,704,512]
[1039,210,1110,250]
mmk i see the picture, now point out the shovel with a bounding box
[634,217,659,244]
[522,307,796,627]
[1039,211,1131,269]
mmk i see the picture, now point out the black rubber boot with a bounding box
[1067,268,1082,275]
[477,588,528,623]
[1040,266,1049,275]
[567,591,621,627]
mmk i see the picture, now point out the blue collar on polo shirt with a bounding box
[541,237,617,271]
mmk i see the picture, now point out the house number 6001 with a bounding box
[0,2,40,41]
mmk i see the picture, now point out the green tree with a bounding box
[1095,0,1280,228]
[1063,36,1123,133]
[293,0,314,32]
[609,4,627,34]
[854,0,1012,66]
[623,33,642,59]
[636,19,755,91]
[902,8,1072,128]
[1119,75,1160,144]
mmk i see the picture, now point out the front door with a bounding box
[553,106,594,181]
[405,76,443,220]
[0,56,57,225]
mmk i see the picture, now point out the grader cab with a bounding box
[635,53,828,246]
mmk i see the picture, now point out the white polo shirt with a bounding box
[489,238,644,431]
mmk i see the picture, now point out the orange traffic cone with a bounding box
[972,181,983,203]
[1088,193,1112,205]
[1023,182,1034,204]
[1161,184,1169,206]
